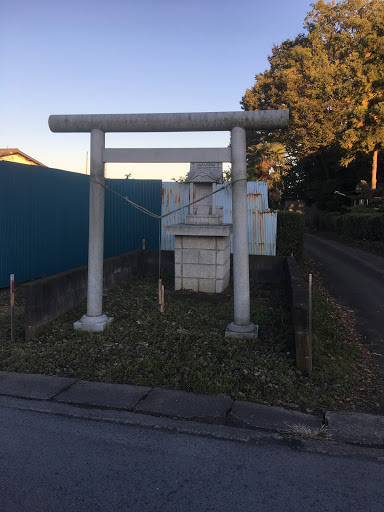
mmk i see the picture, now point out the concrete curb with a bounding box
[325,411,384,447]
[0,370,383,448]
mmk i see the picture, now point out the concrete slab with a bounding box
[166,224,233,237]
[55,380,152,411]
[228,401,322,432]
[135,388,233,424]
[326,411,384,446]
[0,371,77,400]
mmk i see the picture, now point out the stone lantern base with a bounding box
[166,224,232,293]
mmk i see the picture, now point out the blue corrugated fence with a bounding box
[104,178,161,259]
[0,162,161,287]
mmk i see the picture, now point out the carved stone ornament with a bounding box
[187,162,223,184]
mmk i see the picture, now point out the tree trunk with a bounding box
[371,148,378,190]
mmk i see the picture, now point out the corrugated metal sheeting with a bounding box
[0,161,276,287]
[161,183,190,250]
[104,178,161,259]
[161,181,276,255]
[1,162,90,287]
[0,162,161,287]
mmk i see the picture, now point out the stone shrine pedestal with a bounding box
[166,224,232,293]
[166,162,233,294]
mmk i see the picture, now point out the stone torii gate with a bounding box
[49,111,289,336]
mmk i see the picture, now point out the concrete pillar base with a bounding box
[225,322,259,339]
[74,314,113,332]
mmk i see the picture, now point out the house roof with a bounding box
[0,148,47,166]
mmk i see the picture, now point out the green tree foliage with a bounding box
[247,142,290,186]
[246,142,291,208]
[241,0,384,196]
[306,0,384,188]
[171,174,188,182]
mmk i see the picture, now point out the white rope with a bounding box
[90,178,246,220]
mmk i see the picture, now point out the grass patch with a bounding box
[299,255,383,414]
[0,271,382,414]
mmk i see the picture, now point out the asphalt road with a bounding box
[305,234,384,359]
[1,405,383,512]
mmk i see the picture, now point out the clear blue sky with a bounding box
[1,0,314,181]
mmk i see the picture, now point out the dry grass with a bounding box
[283,423,331,440]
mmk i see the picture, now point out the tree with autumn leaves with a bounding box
[242,0,384,202]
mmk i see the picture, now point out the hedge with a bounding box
[316,211,384,241]
[276,211,305,260]
[341,212,384,241]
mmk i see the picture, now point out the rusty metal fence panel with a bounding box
[161,182,190,250]
[161,181,276,255]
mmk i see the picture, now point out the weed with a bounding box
[283,423,330,440]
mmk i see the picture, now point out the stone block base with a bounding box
[174,234,231,293]
[186,210,223,225]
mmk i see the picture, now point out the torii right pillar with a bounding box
[225,126,257,338]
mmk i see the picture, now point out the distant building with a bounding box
[0,148,47,167]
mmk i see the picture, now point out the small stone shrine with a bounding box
[166,162,233,293]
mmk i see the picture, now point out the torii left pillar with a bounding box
[74,129,113,331]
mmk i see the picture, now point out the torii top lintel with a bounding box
[48,110,289,133]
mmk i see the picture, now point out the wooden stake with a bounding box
[10,274,15,341]
[158,279,162,305]
[160,285,165,313]
[142,238,146,250]
[309,273,313,347]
